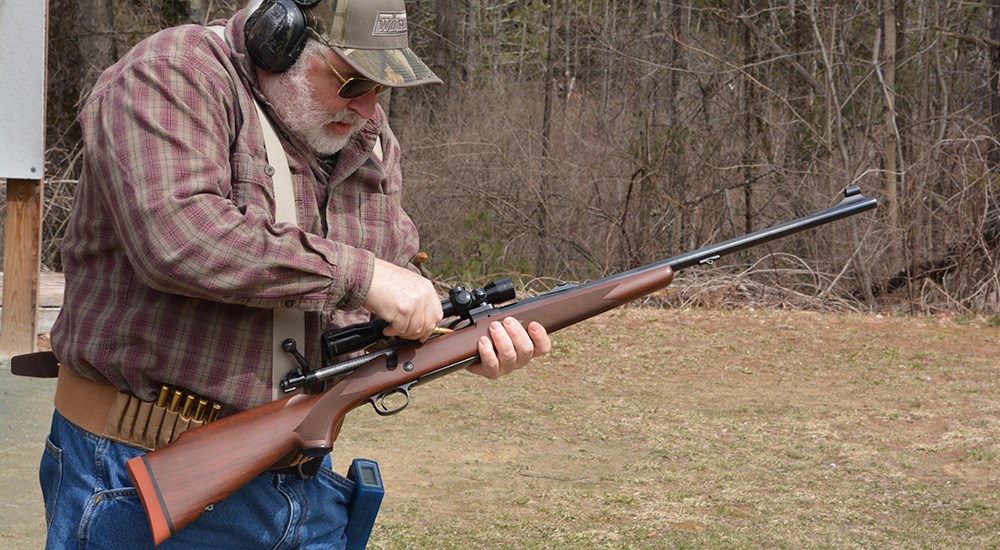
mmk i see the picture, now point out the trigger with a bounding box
[369,386,411,416]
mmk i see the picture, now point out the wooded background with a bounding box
[8,0,1000,314]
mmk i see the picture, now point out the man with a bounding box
[39,0,551,547]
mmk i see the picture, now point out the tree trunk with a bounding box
[79,0,118,92]
[881,0,903,272]
[432,0,461,85]
[988,0,1000,248]
[537,0,560,274]
[463,0,479,82]
[741,0,756,234]
[46,0,117,163]
[667,0,688,254]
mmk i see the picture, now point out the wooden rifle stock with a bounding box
[127,186,877,544]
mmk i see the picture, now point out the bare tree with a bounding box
[879,0,902,272]
[989,0,1000,247]
[47,0,117,152]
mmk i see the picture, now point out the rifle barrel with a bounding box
[662,185,877,272]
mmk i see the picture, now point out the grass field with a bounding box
[329,307,1000,549]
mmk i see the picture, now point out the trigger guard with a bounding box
[369,386,411,416]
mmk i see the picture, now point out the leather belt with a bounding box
[54,367,217,451]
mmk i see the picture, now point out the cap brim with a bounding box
[334,46,443,88]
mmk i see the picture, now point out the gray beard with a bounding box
[257,49,366,156]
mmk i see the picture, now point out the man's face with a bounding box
[257,42,380,156]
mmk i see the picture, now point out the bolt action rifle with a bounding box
[126,186,877,545]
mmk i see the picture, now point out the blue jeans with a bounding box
[40,411,354,549]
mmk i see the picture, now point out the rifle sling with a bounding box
[254,95,306,402]
[209,25,304,402]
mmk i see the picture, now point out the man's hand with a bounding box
[468,318,551,379]
[363,259,443,341]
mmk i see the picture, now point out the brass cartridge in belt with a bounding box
[180,394,196,419]
[168,389,183,413]
[205,403,222,423]
[155,385,170,408]
[193,398,208,422]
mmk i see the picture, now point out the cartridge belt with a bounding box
[54,367,317,475]
[54,367,221,452]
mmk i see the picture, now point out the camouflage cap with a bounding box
[306,0,442,87]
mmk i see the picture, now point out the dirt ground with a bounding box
[340,307,1000,549]
[0,346,55,547]
[3,308,999,548]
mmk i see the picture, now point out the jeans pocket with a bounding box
[39,434,63,528]
[294,466,354,548]
[316,466,355,506]
[80,488,156,549]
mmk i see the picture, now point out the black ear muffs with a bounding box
[245,0,317,72]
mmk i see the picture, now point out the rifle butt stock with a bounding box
[125,393,321,545]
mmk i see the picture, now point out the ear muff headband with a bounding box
[245,0,316,72]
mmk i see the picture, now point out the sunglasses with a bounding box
[317,54,386,100]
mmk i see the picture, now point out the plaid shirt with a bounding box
[51,9,420,411]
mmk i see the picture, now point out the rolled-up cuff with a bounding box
[328,246,375,311]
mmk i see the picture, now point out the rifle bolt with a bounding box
[402,361,414,372]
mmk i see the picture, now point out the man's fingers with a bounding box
[386,311,436,340]
[528,321,552,355]
[470,334,502,379]
[468,318,552,380]
[363,259,443,341]
[491,320,519,364]
[504,317,535,360]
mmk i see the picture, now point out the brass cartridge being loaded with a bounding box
[205,403,222,423]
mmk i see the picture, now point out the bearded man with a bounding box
[38,0,550,547]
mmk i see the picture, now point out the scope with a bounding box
[321,278,516,362]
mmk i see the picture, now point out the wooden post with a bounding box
[0,0,48,357]
[0,179,43,356]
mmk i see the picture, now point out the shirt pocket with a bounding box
[357,192,394,254]
[229,152,275,217]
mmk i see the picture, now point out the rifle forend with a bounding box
[127,186,877,545]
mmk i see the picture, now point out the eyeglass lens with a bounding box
[339,78,382,99]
